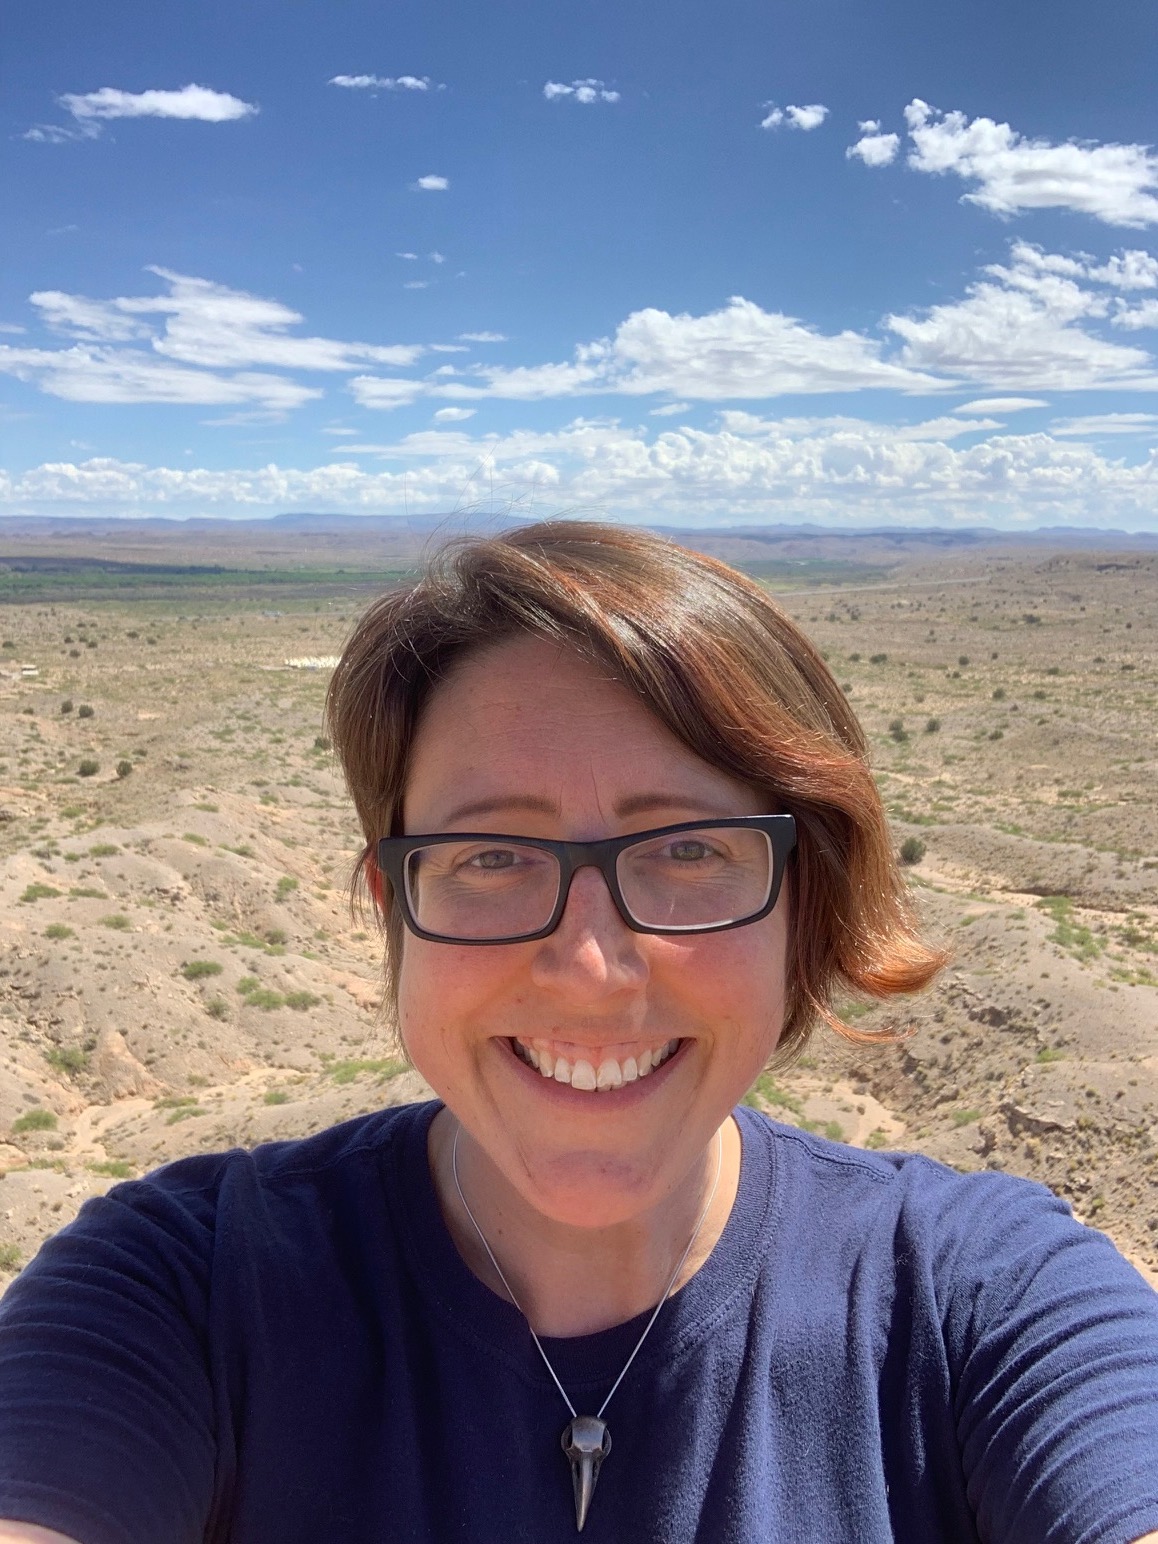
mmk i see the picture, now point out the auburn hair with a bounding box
[325,519,945,1059]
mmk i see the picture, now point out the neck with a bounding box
[429,1108,741,1337]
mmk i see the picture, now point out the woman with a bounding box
[1,520,1156,1544]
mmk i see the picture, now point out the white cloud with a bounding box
[1111,299,1158,330]
[0,343,318,410]
[429,251,446,264]
[26,83,258,142]
[9,420,1158,528]
[760,103,828,132]
[846,121,900,167]
[543,79,620,104]
[396,251,418,261]
[1049,412,1158,436]
[0,323,28,336]
[433,406,476,422]
[403,280,430,290]
[328,74,433,91]
[348,377,424,409]
[458,330,507,343]
[886,241,1158,390]
[1088,250,1158,289]
[952,397,1048,413]
[650,401,690,416]
[3,268,426,412]
[904,99,1158,227]
[413,174,449,191]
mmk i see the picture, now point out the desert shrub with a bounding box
[313,735,331,751]
[1023,613,1041,625]
[1032,689,1047,700]
[12,1108,57,1134]
[205,998,229,1020]
[275,876,299,900]
[887,718,908,743]
[126,630,139,639]
[77,704,94,719]
[992,687,1006,700]
[100,914,131,930]
[89,843,119,857]
[236,976,261,994]
[899,836,927,865]
[0,1243,21,1273]
[284,990,320,1011]
[848,652,861,662]
[20,883,61,903]
[244,988,285,1011]
[958,655,969,667]
[864,1130,888,1150]
[1046,665,1060,676]
[869,653,888,665]
[265,927,288,946]
[88,1159,133,1177]
[46,1046,88,1076]
[60,699,73,715]
[951,1108,982,1127]
[68,648,80,658]
[181,959,223,981]
[69,886,106,898]
[44,923,74,940]
[264,1089,291,1105]
[115,760,133,779]
[78,759,99,778]
[988,729,1004,741]
[182,832,209,846]
[924,717,941,733]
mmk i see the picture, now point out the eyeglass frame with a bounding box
[376,813,797,945]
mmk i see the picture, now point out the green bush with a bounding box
[275,876,299,901]
[181,959,224,980]
[116,760,133,779]
[46,1046,88,1076]
[44,923,75,939]
[60,699,73,714]
[20,883,61,903]
[899,836,926,865]
[992,687,1006,700]
[77,704,94,719]
[887,718,908,744]
[100,914,131,930]
[78,759,99,778]
[284,990,320,1011]
[263,1089,291,1105]
[869,653,887,665]
[89,843,119,857]
[13,1108,57,1134]
[924,717,941,733]
[205,998,229,1020]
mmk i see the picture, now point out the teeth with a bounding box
[514,1038,679,1091]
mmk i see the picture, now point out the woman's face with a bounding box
[397,633,789,1229]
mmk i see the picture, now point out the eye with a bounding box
[667,839,713,861]
[469,848,519,870]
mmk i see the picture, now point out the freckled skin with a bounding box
[397,634,789,1330]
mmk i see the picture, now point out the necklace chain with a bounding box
[450,1122,724,1422]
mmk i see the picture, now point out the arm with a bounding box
[0,1175,219,1544]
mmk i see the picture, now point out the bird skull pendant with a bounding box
[561,1415,612,1531]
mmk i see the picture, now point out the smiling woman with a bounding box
[1,521,1157,1544]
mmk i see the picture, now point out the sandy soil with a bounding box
[1,537,1156,1291]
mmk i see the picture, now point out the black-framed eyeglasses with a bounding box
[377,814,796,944]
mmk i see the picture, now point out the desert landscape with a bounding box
[1,516,1156,1291]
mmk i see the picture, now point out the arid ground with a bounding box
[2,521,1156,1292]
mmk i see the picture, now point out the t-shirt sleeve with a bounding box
[938,1174,1158,1544]
[0,1173,220,1544]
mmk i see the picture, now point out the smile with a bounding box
[510,1036,681,1090]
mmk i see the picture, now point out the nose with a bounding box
[529,863,649,997]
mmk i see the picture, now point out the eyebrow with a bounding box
[435,791,738,827]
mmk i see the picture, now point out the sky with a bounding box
[3,0,1158,530]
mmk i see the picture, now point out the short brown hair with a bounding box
[326,519,945,1059]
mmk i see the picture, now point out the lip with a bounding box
[501,1034,688,1107]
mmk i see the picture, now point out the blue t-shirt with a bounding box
[1,1101,1156,1544]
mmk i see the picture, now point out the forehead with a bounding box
[403,633,760,829]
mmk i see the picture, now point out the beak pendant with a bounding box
[561,1415,612,1532]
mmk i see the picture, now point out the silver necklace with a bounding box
[451,1123,724,1532]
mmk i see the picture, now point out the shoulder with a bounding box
[736,1105,1150,1310]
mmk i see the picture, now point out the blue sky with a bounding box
[3,0,1158,528]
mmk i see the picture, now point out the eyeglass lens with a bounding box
[403,826,775,940]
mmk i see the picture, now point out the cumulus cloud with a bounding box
[328,74,433,90]
[26,83,258,141]
[433,406,476,421]
[886,240,1158,390]
[846,120,900,167]
[413,174,449,191]
[760,103,828,131]
[1111,299,1158,329]
[543,79,620,104]
[9,419,1158,528]
[904,99,1158,227]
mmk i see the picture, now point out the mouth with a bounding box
[509,1035,682,1091]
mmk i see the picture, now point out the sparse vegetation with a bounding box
[899,837,927,865]
[78,759,100,777]
[116,760,133,778]
[13,1109,58,1134]
[20,883,62,903]
[44,923,75,939]
[181,959,224,981]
